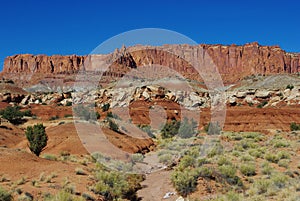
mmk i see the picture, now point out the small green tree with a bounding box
[25,124,48,156]
[161,120,181,139]
[0,106,24,124]
[290,122,300,131]
[178,117,197,139]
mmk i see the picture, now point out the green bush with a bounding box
[23,110,33,117]
[240,163,256,176]
[218,164,237,179]
[65,101,72,106]
[261,162,273,175]
[161,120,180,139]
[0,106,24,124]
[171,168,199,197]
[138,125,155,138]
[0,186,12,201]
[255,179,271,194]
[178,117,197,139]
[264,152,279,163]
[290,122,300,131]
[108,119,119,133]
[93,170,142,201]
[25,124,48,156]
[204,121,221,135]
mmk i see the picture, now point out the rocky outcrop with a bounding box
[1,43,300,85]
[3,54,85,74]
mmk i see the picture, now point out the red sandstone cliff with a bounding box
[1,42,300,85]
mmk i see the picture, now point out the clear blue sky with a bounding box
[1,0,300,70]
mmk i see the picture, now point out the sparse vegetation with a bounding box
[92,169,143,201]
[25,124,48,156]
[0,186,12,201]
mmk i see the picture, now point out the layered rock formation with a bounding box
[1,42,300,86]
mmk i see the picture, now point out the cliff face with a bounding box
[2,42,300,85]
[3,54,85,74]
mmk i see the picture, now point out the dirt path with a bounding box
[137,169,178,201]
[137,152,178,201]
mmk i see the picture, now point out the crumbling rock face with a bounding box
[3,54,85,74]
[2,43,300,86]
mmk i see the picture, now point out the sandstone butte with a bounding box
[1,42,300,86]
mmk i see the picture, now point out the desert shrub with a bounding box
[264,152,279,163]
[197,166,213,178]
[178,117,197,139]
[240,154,255,162]
[207,142,223,158]
[0,186,12,201]
[25,124,48,156]
[23,110,33,117]
[108,119,119,133]
[248,148,265,158]
[217,156,232,166]
[257,101,268,108]
[204,121,221,135]
[271,138,290,148]
[240,163,256,176]
[138,124,155,138]
[75,168,86,175]
[0,106,24,124]
[42,154,57,161]
[255,179,271,194]
[45,190,85,201]
[171,168,199,197]
[102,103,110,112]
[131,153,144,163]
[158,154,173,165]
[178,155,196,170]
[65,101,72,106]
[272,173,289,188]
[161,120,181,139]
[277,151,290,160]
[218,164,237,179]
[290,122,300,131]
[286,84,294,90]
[261,162,273,175]
[93,170,142,201]
[278,159,290,169]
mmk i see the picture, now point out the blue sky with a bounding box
[1,0,300,70]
